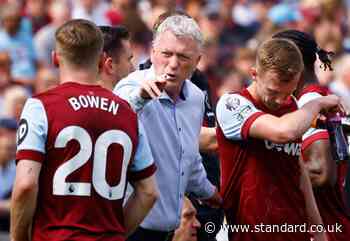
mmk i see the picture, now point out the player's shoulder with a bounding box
[101,88,136,114]
[297,84,329,108]
[116,68,151,88]
[217,89,255,109]
[297,84,330,99]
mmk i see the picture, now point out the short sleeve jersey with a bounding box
[216,89,309,241]
[16,82,156,241]
[298,84,350,241]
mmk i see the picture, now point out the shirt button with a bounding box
[181,171,184,176]
[178,127,181,131]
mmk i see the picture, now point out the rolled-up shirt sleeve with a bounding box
[186,154,216,199]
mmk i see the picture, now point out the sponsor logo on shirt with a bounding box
[233,105,253,122]
[264,140,301,156]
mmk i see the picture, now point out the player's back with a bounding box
[17,82,138,241]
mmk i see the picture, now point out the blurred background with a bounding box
[1,0,350,240]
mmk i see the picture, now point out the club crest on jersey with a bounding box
[264,140,301,156]
[17,118,29,146]
[225,96,240,111]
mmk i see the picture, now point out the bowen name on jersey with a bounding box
[68,95,119,115]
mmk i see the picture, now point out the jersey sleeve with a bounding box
[16,98,48,163]
[128,120,156,181]
[216,93,265,140]
[298,92,329,152]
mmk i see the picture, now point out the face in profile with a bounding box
[173,197,201,241]
[252,68,300,110]
[110,39,134,84]
[150,31,201,88]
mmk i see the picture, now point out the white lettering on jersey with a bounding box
[264,140,301,156]
[68,95,119,115]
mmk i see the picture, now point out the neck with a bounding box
[59,66,99,85]
[98,77,114,91]
[247,82,258,100]
[164,81,184,102]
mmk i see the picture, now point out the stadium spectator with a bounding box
[330,54,350,114]
[0,117,17,232]
[11,19,159,241]
[216,38,339,241]
[24,0,50,33]
[34,0,71,68]
[34,67,59,94]
[1,85,29,121]
[273,28,350,241]
[0,2,37,86]
[114,15,222,241]
[72,0,110,25]
[0,52,13,110]
[99,25,134,90]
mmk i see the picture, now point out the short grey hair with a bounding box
[153,15,204,50]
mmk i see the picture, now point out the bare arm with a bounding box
[303,139,336,187]
[299,159,327,241]
[123,175,159,237]
[250,95,339,143]
[10,160,41,241]
[199,127,218,153]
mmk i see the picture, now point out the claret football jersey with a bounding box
[16,82,156,241]
[298,84,350,241]
[216,89,309,241]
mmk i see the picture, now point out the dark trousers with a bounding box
[127,227,173,241]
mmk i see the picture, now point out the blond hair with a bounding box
[55,19,103,68]
[256,38,304,81]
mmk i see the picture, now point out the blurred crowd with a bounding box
[1,0,350,235]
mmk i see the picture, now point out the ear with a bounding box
[150,46,155,65]
[250,67,257,81]
[52,51,59,68]
[98,52,107,72]
[104,57,115,75]
[195,54,201,67]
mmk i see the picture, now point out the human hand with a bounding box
[316,95,340,112]
[201,189,222,209]
[139,74,168,99]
